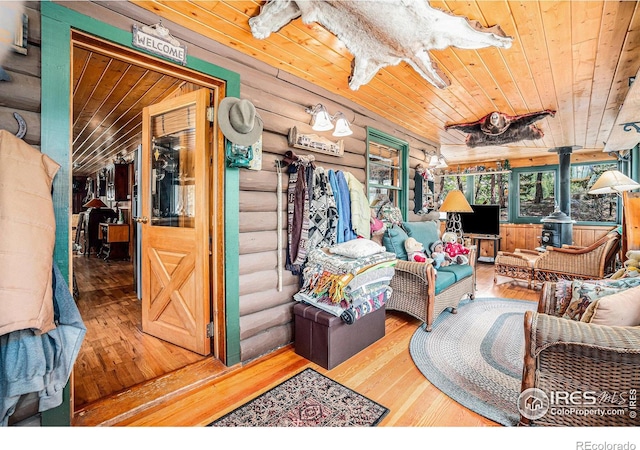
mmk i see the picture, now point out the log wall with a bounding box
[0,2,41,147]
[43,2,619,366]
[57,1,440,363]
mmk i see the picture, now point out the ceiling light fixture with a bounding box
[305,103,353,137]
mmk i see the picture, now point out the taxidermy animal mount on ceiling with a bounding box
[445,110,556,147]
[249,0,513,91]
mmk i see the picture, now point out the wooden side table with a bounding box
[98,223,130,260]
[466,233,502,267]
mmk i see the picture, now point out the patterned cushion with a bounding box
[378,203,404,228]
[554,280,574,316]
[563,278,640,321]
[382,225,409,261]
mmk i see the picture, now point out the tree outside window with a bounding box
[470,172,509,221]
[517,170,556,218]
[368,141,401,205]
[440,175,469,205]
[571,162,618,223]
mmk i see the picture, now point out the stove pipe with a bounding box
[541,146,580,247]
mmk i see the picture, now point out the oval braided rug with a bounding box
[409,298,536,426]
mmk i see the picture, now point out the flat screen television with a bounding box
[459,204,500,236]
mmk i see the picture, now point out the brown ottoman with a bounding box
[293,303,386,370]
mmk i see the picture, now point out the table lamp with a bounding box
[83,197,108,209]
[439,189,473,237]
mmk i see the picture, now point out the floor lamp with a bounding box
[588,169,640,259]
[439,189,473,238]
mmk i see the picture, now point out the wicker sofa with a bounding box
[520,279,640,426]
[494,230,621,289]
[533,230,621,283]
[381,221,476,331]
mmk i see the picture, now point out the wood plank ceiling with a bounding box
[73,1,640,174]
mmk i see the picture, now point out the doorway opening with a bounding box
[70,31,227,415]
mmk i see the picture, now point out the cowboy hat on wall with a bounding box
[218,97,263,168]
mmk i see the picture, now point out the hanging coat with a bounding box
[0,130,60,336]
[1,263,87,425]
[342,171,371,239]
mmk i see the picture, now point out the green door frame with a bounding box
[40,1,241,425]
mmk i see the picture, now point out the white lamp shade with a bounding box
[436,156,448,168]
[332,116,353,136]
[428,155,440,167]
[588,170,640,195]
[310,106,333,131]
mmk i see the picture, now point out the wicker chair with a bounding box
[532,230,621,283]
[519,281,640,426]
[387,247,476,331]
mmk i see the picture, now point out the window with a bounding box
[366,128,408,217]
[514,168,556,221]
[571,162,618,223]
[468,172,509,222]
[438,174,469,207]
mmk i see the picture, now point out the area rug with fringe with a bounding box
[209,368,389,427]
[410,297,536,426]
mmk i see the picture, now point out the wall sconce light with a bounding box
[305,103,353,137]
[426,153,448,169]
[427,154,440,167]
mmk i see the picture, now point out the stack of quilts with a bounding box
[294,239,396,324]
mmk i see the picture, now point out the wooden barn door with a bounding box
[139,88,212,355]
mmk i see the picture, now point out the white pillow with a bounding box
[329,239,386,259]
[582,285,640,326]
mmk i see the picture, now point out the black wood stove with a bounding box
[540,146,580,248]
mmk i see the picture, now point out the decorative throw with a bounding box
[307,167,338,251]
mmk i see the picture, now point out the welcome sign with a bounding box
[132,23,187,65]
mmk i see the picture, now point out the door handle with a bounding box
[134,216,149,224]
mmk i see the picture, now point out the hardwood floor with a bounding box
[72,253,205,410]
[71,259,539,426]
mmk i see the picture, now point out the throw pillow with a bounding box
[329,238,386,259]
[563,278,640,321]
[581,285,640,326]
[563,281,620,321]
[377,203,405,229]
[554,280,574,316]
[382,225,409,260]
[403,221,440,252]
